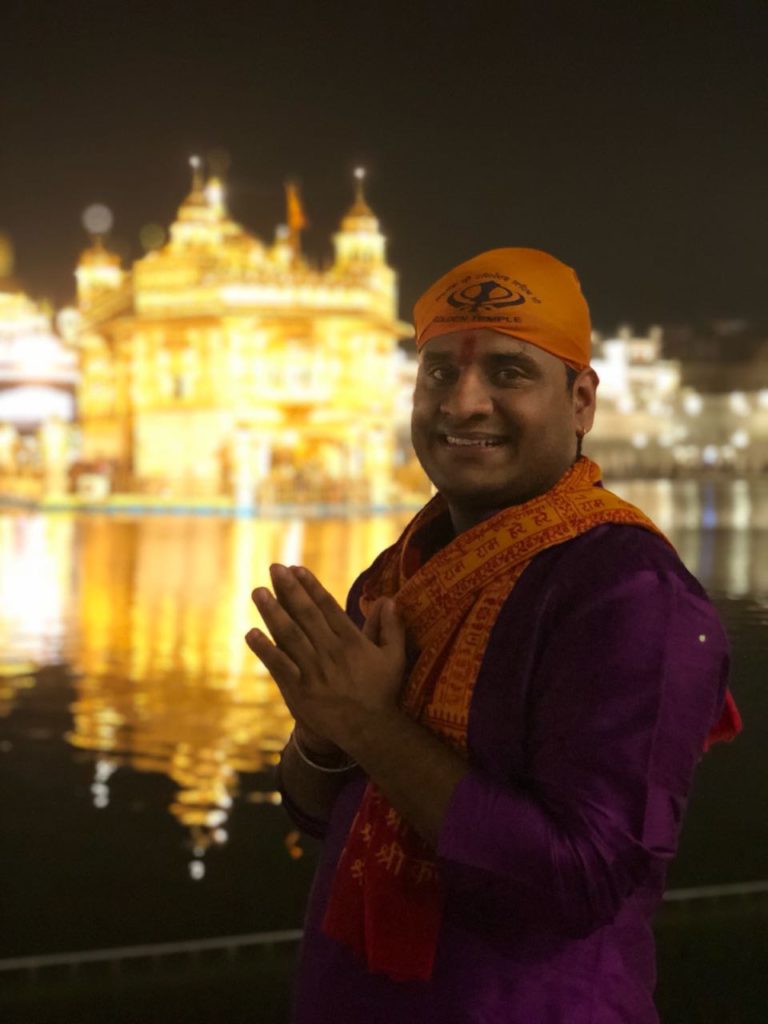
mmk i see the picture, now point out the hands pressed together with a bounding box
[246,563,468,846]
[245,564,407,754]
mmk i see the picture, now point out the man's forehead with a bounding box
[420,330,532,360]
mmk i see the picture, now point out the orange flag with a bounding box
[285,182,308,233]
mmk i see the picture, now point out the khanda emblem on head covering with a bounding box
[445,279,526,313]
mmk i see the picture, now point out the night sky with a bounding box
[3,1,768,332]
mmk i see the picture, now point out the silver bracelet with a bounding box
[290,729,358,773]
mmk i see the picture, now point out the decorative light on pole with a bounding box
[729,391,750,416]
[682,392,703,417]
[731,429,750,449]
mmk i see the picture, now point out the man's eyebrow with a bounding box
[422,350,539,370]
[482,351,540,371]
[421,350,454,365]
[421,350,536,366]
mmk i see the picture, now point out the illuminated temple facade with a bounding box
[0,240,78,495]
[74,165,410,504]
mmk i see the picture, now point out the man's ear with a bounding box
[573,368,599,435]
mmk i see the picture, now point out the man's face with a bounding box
[411,329,598,512]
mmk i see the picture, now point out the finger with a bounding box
[251,586,320,669]
[291,566,359,640]
[245,627,302,689]
[269,564,341,651]
[379,599,406,653]
[362,596,384,643]
[245,629,308,724]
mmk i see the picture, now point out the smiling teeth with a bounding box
[445,436,503,447]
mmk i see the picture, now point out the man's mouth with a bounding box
[440,434,507,448]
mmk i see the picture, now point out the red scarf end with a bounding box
[703,689,742,751]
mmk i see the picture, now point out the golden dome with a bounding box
[78,236,121,268]
[341,168,379,231]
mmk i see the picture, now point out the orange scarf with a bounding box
[322,457,741,981]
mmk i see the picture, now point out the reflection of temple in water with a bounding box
[56,512,410,859]
[0,498,767,865]
[67,670,287,861]
[64,515,298,856]
[72,162,411,505]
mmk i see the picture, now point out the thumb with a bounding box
[379,598,405,651]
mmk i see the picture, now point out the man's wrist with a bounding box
[290,729,358,773]
[293,724,348,765]
[341,705,406,765]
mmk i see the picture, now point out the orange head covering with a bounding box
[413,247,592,370]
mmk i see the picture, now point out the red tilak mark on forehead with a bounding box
[458,336,477,367]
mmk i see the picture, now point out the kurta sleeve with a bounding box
[436,559,730,937]
[277,778,330,840]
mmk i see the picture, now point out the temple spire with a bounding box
[349,166,375,218]
[189,154,204,192]
[333,168,386,271]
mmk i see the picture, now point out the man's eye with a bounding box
[426,366,456,383]
[495,368,524,384]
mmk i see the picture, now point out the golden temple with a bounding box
[74,161,411,505]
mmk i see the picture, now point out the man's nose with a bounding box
[439,368,494,419]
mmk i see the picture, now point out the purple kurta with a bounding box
[280,523,730,1023]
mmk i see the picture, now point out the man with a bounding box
[246,248,740,1023]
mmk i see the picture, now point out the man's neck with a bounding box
[447,505,504,536]
[445,455,584,535]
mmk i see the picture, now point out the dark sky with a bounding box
[3,0,768,331]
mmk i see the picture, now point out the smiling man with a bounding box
[412,329,595,525]
[246,248,740,1024]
